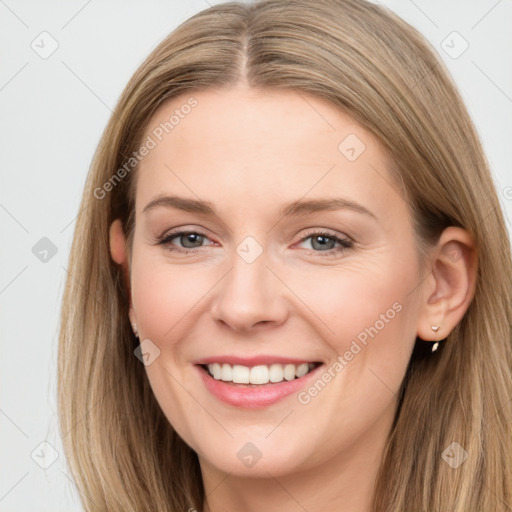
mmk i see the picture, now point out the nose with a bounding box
[209,246,289,332]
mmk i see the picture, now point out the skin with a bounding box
[109,86,476,512]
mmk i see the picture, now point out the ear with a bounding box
[416,226,478,342]
[109,219,136,325]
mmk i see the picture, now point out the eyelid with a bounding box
[295,227,351,243]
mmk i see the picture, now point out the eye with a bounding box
[296,230,353,256]
[157,229,212,253]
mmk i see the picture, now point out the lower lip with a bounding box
[196,364,323,409]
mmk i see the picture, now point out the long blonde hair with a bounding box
[58,0,512,510]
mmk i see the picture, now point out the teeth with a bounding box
[283,364,296,381]
[207,362,316,385]
[220,363,232,381]
[250,365,269,384]
[211,363,222,380]
[295,363,309,378]
[232,364,249,384]
[269,363,284,383]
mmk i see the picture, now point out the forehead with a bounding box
[135,86,401,219]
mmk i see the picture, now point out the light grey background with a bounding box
[1,1,511,510]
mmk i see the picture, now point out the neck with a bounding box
[200,407,394,512]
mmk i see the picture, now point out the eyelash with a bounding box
[156,229,353,257]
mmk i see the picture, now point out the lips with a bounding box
[194,357,324,408]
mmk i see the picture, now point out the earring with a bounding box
[431,324,440,352]
[129,306,138,338]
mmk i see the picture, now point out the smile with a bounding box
[195,359,324,408]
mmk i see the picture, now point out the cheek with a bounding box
[293,259,414,344]
[295,254,420,396]
[130,253,211,342]
[129,254,208,438]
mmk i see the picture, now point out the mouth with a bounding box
[195,360,325,408]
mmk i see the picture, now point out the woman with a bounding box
[58,0,512,510]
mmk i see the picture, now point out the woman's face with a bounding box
[119,87,427,478]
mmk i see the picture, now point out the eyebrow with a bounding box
[142,195,377,220]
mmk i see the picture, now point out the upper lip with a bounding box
[193,355,321,367]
